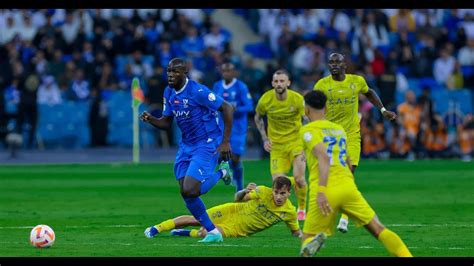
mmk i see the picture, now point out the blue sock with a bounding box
[200,171,223,195]
[172,229,191,236]
[231,161,244,191]
[183,197,216,232]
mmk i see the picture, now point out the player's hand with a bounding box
[217,141,232,161]
[140,111,152,122]
[382,110,397,121]
[246,183,257,191]
[317,192,333,216]
[263,139,272,152]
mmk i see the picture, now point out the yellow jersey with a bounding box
[255,89,305,144]
[313,74,369,134]
[300,120,353,186]
[234,186,299,236]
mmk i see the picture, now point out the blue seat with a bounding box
[418,77,438,90]
[431,90,450,114]
[450,89,473,115]
[461,66,474,78]
[37,122,62,148]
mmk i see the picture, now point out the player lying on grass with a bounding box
[144,176,302,238]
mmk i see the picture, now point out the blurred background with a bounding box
[0,9,473,163]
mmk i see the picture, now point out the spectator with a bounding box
[181,26,205,58]
[4,79,20,116]
[389,9,416,33]
[95,61,117,91]
[457,38,474,66]
[67,69,90,101]
[433,48,456,86]
[295,9,321,36]
[240,58,264,100]
[89,89,108,147]
[421,115,449,158]
[204,22,227,53]
[18,71,40,149]
[457,114,474,162]
[37,76,62,105]
[17,15,38,42]
[330,9,352,34]
[366,10,389,47]
[61,11,81,47]
[446,61,465,90]
[388,122,412,158]
[130,50,153,79]
[397,90,422,160]
[351,19,376,65]
[1,16,18,45]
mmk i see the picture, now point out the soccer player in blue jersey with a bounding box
[213,62,253,191]
[140,58,234,243]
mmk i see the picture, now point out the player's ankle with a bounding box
[208,228,220,235]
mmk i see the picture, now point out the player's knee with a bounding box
[294,176,307,187]
[181,186,201,198]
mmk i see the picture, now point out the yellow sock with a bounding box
[190,229,200,238]
[288,176,306,210]
[155,219,175,233]
[378,228,413,257]
[296,184,307,211]
[340,214,349,221]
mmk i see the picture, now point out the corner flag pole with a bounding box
[131,77,144,164]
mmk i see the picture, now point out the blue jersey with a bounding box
[213,78,253,136]
[163,78,224,145]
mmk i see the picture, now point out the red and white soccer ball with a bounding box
[30,225,55,248]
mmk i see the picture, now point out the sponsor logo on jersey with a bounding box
[172,110,190,118]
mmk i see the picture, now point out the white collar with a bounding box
[222,78,236,90]
[175,78,189,94]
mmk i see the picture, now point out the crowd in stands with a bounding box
[0,9,473,161]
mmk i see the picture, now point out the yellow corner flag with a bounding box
[131,77,144,164]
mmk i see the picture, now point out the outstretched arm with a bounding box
[363,89,397,121]
[254,113,272,152]
[140,112,173,129]
[234,182,257,202]
[217,101,234,161]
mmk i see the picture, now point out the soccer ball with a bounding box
[30,225,55,248]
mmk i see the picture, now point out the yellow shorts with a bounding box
[346,131,361,166]
[207,203,243,237]
[270,139,304,175]
[303,181,375,236]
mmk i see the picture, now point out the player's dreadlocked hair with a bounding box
[304,90,327,110]
[273,176,292,191]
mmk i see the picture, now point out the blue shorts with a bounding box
[230,133,246,156]
[174,138,220,182]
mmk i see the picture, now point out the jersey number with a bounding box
[323,136,347,166]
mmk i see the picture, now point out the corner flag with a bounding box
[132,77,144,108]
[131,77,144,164]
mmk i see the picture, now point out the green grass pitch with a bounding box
[0,160,472,257]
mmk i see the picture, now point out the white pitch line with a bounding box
[1,241,471,250]
[2,223,474,230]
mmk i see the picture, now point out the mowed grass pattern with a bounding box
[0,160,473,257]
